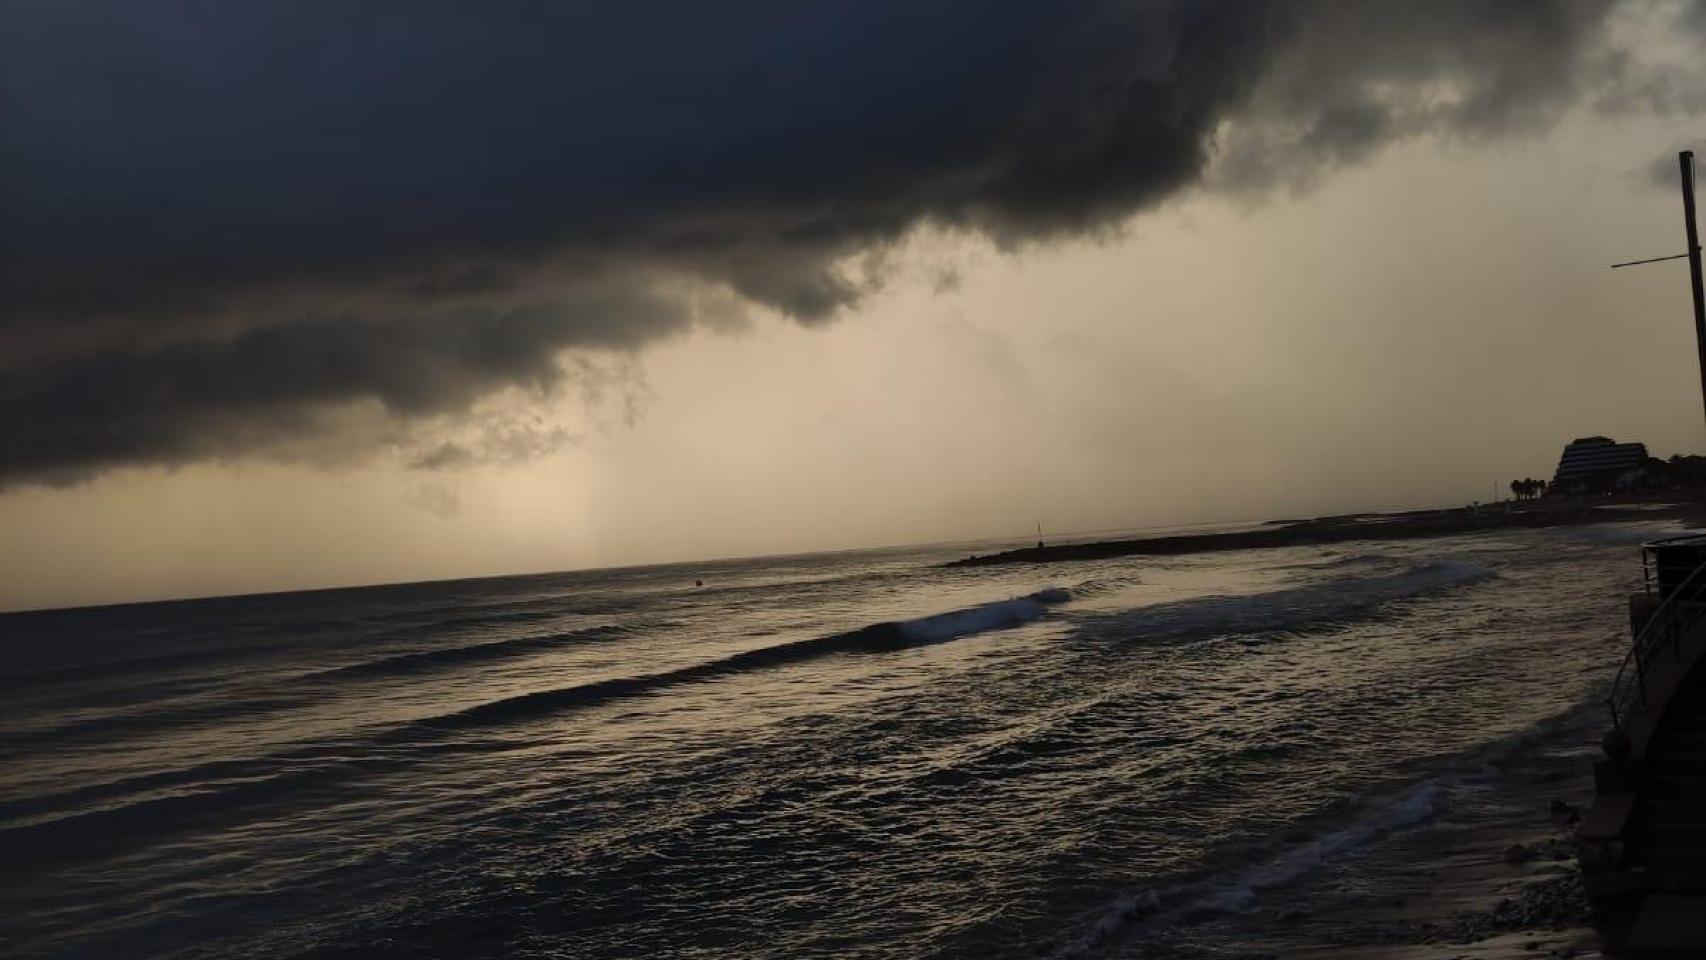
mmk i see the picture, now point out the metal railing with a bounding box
[1636,532,1706,595]
[1608,539,1706,730]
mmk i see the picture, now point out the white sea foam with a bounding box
[1069,559,1491,644]
[896,588,1071,643]
[1198,779,1440,912]
[1052,779,1443,958]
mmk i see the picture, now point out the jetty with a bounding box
[949,501,1693,567]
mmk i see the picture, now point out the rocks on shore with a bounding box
[1411,874,1593,944]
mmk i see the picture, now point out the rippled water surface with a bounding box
[0,523,1667,958]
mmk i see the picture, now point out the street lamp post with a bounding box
[1610,151,1706,439]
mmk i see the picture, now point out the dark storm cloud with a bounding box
[0,284,680,482]
[0,0,1649,483]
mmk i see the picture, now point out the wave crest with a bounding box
[417,588,1072,732]
[1071,560,1489,644]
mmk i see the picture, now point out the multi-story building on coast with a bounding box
[1552,436,1650,495]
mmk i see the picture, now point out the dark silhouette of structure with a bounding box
[1612,151,1706,439]
[1552,436,1649,495]
[1581,536,1706,954]
[1580,151,1706,956]
[1687,150,1706,435]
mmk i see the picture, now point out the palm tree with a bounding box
[1511,478,1543,501]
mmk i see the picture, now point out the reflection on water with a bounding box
[0,524,1657,958]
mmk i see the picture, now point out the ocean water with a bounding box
[0,522,1669,959]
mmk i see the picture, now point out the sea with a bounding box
[0,519,1678,959]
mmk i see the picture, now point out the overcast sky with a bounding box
[4,1,1706,611]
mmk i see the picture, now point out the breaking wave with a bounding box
[1054,779,1443,958]
[416,588,1072,732]
[1,587,1076,855]
[1070,560,1490,644]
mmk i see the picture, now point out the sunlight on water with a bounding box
[0,524,1668,958]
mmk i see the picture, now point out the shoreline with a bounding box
[1146,705,1610,960]
[950,498,1703,568]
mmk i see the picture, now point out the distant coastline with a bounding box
[948,496,1704,567]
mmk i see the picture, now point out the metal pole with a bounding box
[1681,151,1706,436]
